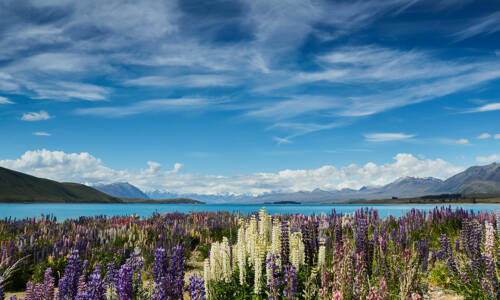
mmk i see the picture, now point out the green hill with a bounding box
[0,167,121,203]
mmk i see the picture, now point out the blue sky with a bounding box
[1,0,499,195]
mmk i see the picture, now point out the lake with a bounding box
[1,203,500,221]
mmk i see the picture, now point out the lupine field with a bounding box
[0,207,499,299]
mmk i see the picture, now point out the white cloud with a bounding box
[273,137,292,145]
[364,133,415,142]
[1,0,499,142]
[32,82,110,101]
[33,132,51,136]
[476,154,499,164]
[75,98,212,117]
[301,46,475,83]
[245,97,341,121]
[454,138,469,144]
[260,45,500,119]
[477,133,491,139]
[125,75,238,88]
[0,96,13,104]
[0,150,463,196]
[454,11,500,41]
[469,102,500,113]
[21,111,53,121]
[495,134,500,139]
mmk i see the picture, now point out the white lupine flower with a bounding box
[247,215,258,263]
[232,244,239,271]
[254,240,265,295]
[259,208,272,240]
[271,218,281,255]
[203,258,211,294]
[290,231,305,270]
[237,226,247,285]
[318,238,326,268]
[210,242,222,280]
[485,221,495,258]
[221,237,232,282]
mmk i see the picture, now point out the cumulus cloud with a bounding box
[0,150,464,196]
[21,110,52,121]
[455,138,469,144]
[364,133,415,142]
[0,96,13,104]
[477,133,491,139]
[33,132,51,136]
[476,154,499,164]
[495,134,500,139]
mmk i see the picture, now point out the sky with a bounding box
[1,0,500,196]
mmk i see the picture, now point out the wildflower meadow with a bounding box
[0,207,499,299]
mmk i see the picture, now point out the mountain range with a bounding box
[1,162,499,203]
[146,162,500,203]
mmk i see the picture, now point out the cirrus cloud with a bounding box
[364,133,415,142]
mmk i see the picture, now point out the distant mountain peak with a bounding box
[94,182,148,199]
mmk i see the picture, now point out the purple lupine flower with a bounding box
[266,253,282,300]
[34,283,44,300]
[153,245,185,300]
[283,264,297,300]
[281,220,290,267]
[57,276,68,300]
[152,248,168,300]
[105,262,118,286]
[44,267,55,300]
[484,255,497,297]
[153,248,167,283]
[58,249,81,299]
[186,274,206,300]
[439,234,458,277]
[417,239,429,272]
[82,260,89,275]
[497,248,500,278]
[25,282,34,300]
[116,264,133,300]
[75,275,87,300]
[335,221,343,246]
[128,252,144,285]
[153,280,167,300]
[87,268,105,300]
[168,245,185,299]
[301,223,314,266]
[9,296,16,300]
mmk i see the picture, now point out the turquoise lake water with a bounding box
[1,203,500,221]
